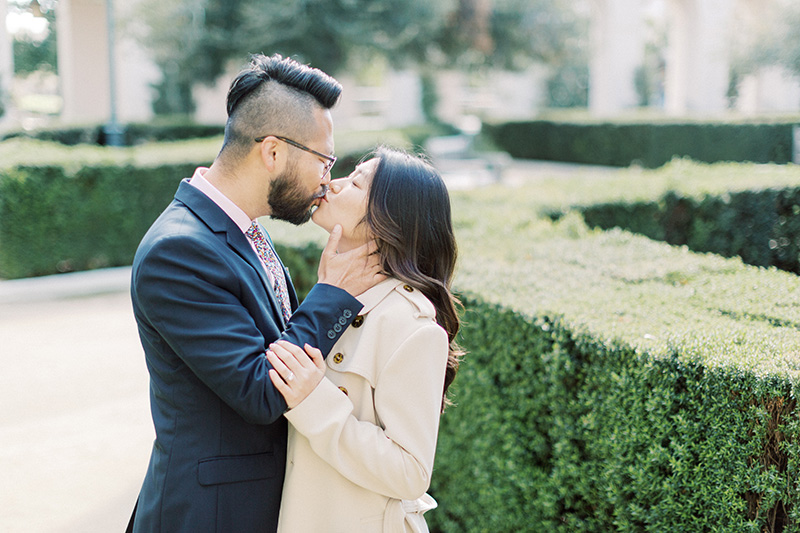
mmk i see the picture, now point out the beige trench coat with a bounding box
[278,278,449,533]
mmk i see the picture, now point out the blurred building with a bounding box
[589,0,800,115]
[1,0,799,133]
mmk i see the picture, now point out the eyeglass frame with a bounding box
[255,135,336,179]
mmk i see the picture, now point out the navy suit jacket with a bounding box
[130,180,361,532]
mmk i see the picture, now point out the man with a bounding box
[128,54,381,532]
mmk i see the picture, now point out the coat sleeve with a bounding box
[132,232,360,425]
[284,323,449,500]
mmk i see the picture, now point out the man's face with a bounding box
[268,108,334,225]
[267,161,327,225]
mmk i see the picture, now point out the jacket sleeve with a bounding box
[132,232,360,425]
[281,283,361,358]
[284,323,449,500]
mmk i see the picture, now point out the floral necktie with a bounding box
[245,221,291,323]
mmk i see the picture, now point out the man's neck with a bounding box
[204,163,269,220]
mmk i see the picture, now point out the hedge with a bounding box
[268,181,800,532]
[0,163,197,278]
[0,131,414,279]
[483,119,798,168]
[0,120,225,146]
[433,190,800,532]
[532,161,800,276]
[578,187,800,275]
[0,120,448,150]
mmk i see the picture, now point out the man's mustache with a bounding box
[312,185,329,200]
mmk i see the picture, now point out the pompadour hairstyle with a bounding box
[226,54,342,118]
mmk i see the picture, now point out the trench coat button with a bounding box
[403,284,414,292]
[332,352,344,364]
[338,386,348,396]
[352,315,364,328]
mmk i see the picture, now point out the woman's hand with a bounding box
[267,340,326,409]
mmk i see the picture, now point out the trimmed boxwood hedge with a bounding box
[434,190,800,531]
[483,119,798,168]
[430,300,797,532]
[576,186,800,275]
[0,163,196,278]
[0,160,348,279]
[526,161,800,277]
[0,121,225,146]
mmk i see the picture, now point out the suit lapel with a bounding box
[174,180,288,328]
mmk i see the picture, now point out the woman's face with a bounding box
[312,158,377,251]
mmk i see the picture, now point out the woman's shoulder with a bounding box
[329,278,445,383]
[360,278,437,323]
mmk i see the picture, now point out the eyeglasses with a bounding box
[255,135,336,179]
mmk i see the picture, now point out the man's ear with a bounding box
[257,137,283,173]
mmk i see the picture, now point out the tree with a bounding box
[728,0,800,91]
[11,5,58,75]
[774,3,800,77]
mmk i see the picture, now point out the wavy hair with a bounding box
[365,147,463,412]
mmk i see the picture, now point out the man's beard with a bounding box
[268,168,326,226]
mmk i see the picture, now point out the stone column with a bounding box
[664,0,734,114]
[56,0,111,123]
[793,126,800,165]
[589,0,645,114]
[0,0,14,127]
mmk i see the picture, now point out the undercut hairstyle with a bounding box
[364,147,464,412]
[219,54,342,161]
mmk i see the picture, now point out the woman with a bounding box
[265,147,463,532]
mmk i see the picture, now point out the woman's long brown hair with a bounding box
[364,147,464,412]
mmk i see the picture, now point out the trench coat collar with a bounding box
[356,278,404,315]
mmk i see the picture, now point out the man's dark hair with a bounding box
[226,54,342,117]
[219,54,342,161]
